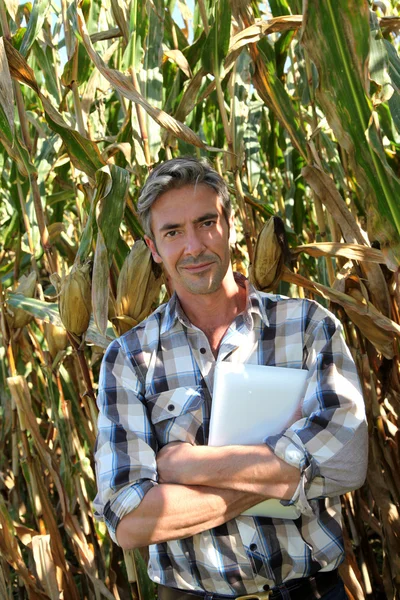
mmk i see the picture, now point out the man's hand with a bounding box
[157,442,199,484]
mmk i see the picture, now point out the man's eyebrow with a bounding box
[158,221,182,232]
[158,212,219,232]
[193,212,219,224]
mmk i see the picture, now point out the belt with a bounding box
[158,568,340,600]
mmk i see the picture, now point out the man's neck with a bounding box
[176,272,247,352]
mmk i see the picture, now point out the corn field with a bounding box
[0,0,400,598]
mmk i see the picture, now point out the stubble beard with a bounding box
[177,254,229,295]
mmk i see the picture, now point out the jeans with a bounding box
[321,579,348,600]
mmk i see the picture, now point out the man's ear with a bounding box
[144,235,163,264]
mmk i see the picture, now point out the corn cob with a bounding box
[249,217,284,292]
[55,263,92,336]
[115,240,163,334]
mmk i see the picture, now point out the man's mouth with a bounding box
[182,262,214,273]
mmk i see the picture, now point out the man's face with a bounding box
[145,184,233,297]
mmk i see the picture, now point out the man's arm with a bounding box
[156,442,300,498]
[117,445,299,550]
[116,483,265,550]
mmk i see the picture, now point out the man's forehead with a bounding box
[151,184,224,223]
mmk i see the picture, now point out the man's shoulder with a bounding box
[102,302,169,372]
[255,290,339,325]
[117,301,168,348]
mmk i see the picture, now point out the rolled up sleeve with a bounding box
[265,305,368,515]
[93,338,158,544]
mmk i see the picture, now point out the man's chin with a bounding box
[182,277,221,295]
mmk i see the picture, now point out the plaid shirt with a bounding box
[94,280,367,594]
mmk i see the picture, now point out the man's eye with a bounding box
[165,230,178,238]
[202,220,215,228]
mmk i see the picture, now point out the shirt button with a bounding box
[200,348,206,354]
[249,543,257,552]
[167,404,175,411]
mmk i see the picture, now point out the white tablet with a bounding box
[209,362,308,519]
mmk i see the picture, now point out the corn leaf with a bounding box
[0,38,14,138]
[76,6,212,151]
[4,39,105,178]
[96,164,129,257]
[292,242,386,263]
[201,0,231,76]
[281,266,400,336]
[6,295,114,347]
[92,229,109,335]
[302,0,400,261]
[302,164,392,317]
[19,0,51,57]
[142,0,164,162]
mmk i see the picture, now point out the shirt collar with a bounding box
[160,273,269,336]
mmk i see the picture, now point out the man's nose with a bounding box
[184,230,205,256]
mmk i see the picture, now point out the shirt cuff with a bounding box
[94,479,157,544]
[265,431,317,517]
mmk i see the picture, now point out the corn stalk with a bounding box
[0,0,399,598]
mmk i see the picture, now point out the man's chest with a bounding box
[138,320,305,449]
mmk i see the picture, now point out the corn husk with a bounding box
[345,287,395,359]
[45,323,68,359]
[7,272,37,329]
[57,263,92,336]
[107,289,118,321]
[249,217,284,291]
[115,240,163,334]
[333,264,396,359]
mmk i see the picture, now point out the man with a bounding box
[94,157,367,600]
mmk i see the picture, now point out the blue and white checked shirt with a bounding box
[94,279,367,594]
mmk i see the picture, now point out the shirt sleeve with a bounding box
[265,301,368,516]
[93,337,158,544]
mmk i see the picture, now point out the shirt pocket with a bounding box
[147,386,206,447]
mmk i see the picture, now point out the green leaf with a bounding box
[61,43,92,88]
[6,295,114,347]
[4,38,105,178]
[0,38,14,139]
[268,0,291,16]
[183,31,206,69]
[164,7,188,50]
[19,0,51,57]
[251,44,307,159]
[121,0,146,71]
[0,39,36,177]
[388,92,400,134]
[302,0,400,261]
[31,41,60,103]
[92,229,109,335]
[76,164,129,265]
[76,7,211,151]
[201,0,231,75]
[244,101,263,193]
[133,550,156,600]
[384,39,400,90]
[142,0,164,162]
[11,27,26,52]
[232,51,251,158]
[369,11,392,102]
[96,164,130,257]
[42,98,105,178]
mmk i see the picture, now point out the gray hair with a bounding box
[137,157,231,239]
